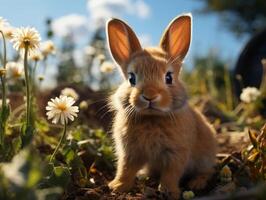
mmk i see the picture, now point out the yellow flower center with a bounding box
[57,103,67,111]
[32,55,40,61]
[0,68,6,76]
[13,71,21,78]
[23,38,31,46]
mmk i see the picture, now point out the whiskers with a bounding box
[92,98,114,119]
[124,105,139,125]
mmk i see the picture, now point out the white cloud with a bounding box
[139,34,153,47]
[52,1,151,38]
[51,14,89,39]
[134,0,150,19]
[87,0,151,28]
[88,0,128,21]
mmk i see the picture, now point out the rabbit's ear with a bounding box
[106,18,142,75]
[159,14,192,62]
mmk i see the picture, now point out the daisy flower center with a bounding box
[57,103,67,111]
[23,38,31,45]
[14,70,21,77]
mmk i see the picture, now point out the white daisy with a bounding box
[84,45,96,56]
[97,54,105,62]
[100,61,115,73]
[61,87,79,100]
[11,27,41,55]
[29,50,43,61]
[6,61,24,78]
[0,17,9,31]
[2,26,15,40]
[240,87,261,103]
[40,40,56,57]
[46,95,79,125]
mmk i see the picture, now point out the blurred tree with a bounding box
[85,27,106,85]
[199,0,266,36]
[84,26,119,90]
[45,18,53,39]
[45,18,118,90]
[57,36,82,85]
[183,50,235,109]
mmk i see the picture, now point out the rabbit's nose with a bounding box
[142,88,159,102]
[142,95,153,101]
[142,94,159,102]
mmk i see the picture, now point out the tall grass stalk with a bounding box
[260,59,266,95]
[0,30,8,146]
[224,64,234,110]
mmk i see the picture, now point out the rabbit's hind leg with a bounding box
[187,165,214,190]
[109,157,144,192]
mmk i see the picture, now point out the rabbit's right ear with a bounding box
[106,18,142,77]
[159,14,192,62]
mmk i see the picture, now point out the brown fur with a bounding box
[106,15,217,199]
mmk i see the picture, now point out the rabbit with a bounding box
[106,13,217,199]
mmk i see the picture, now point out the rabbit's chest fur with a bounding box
[113,105,197,167]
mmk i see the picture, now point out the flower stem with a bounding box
[33,60,38,78]
[43,56,47,74]
[31,60,38,94]
[0,30,7,146]
[0,31,7,68]
[49,120,67,162]
[23,45,31,127]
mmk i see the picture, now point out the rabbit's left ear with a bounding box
[159,13,192,62]
[106,18,142,77]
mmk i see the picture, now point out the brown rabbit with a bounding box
[106,13,217,199]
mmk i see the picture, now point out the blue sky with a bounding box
[0,0,248,68]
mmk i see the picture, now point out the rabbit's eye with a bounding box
[128,72,136,86]
[165,72,173,84]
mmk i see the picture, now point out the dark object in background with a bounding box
[234,28,266,96]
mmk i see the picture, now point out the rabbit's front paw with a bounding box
[108,179,133,192]
[159,184,180,200]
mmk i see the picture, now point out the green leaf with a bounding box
[12,136,22,154]
[35,187,62,200]
[95,129,105,140]
[65,149,75,165]
[63,146,84,169]
[21,124,35,147]
[35,118,50,133]
[0,104,10,122]
[0,104,10,146]
[52,166,71,187]
[27,168,42,188]
[45,163,55,175]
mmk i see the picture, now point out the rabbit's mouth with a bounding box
[135,104,170,115]
[128,88,172,115]
[131,95,171,115]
